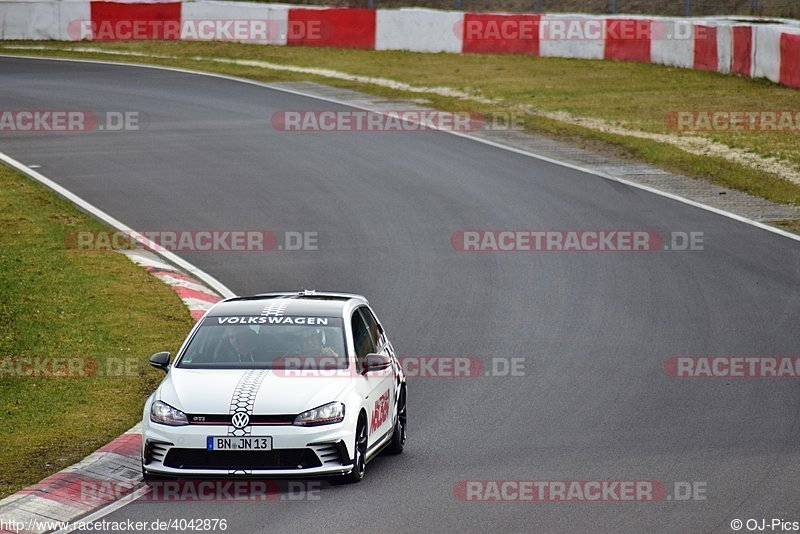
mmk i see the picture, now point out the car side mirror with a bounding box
[149,351,171,373]
[363,353,391,374]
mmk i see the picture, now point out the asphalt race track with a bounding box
[2,56,800,533]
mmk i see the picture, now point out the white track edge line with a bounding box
[2,52,799,244]
[52,486,151,534]
[0,150,236,298]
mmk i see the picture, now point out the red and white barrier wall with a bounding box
[377,8,461,53]
[0,1,89,40]
[181,1,287,45]
[3,1,800,89]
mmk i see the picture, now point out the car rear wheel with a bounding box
[385,389,406,455]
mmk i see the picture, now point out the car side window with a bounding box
[351,309,375,361]
[359,307,386,350]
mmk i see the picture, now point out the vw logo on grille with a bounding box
[231,412,250,429]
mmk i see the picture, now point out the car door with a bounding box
[351,307,394,446]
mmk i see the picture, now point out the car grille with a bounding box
[163,448,322,470]
[186,414,296,426]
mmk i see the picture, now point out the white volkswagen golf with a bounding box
[141,291,406,483]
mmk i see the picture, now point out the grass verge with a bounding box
[0,163,194,498]
[774,220,800,233]
[2,41,800,210]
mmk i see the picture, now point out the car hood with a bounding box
[158,368,351,414]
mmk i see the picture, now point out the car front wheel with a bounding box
[337,418,367,484]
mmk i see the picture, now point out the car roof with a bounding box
[207,290,368,318]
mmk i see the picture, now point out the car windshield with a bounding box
[176,315,347,369]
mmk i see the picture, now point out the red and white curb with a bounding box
[0,427,144,533]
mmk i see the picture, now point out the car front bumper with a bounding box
[142,420,354,477]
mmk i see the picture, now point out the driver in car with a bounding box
[219,326,258,363]
[298,328,339,357]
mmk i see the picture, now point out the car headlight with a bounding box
[150,400,189,426]
[294,402,345,427]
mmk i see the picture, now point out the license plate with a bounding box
[207,436,272,451]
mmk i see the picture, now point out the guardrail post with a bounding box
[533,0,541,12]
[609,0,616,15]
[684,0,692,17]
[367,0,374,9]
[455,0,462,10]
